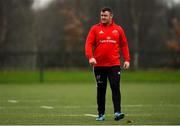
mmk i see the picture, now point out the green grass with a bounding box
[0,82,180,125]
[0,70,180,124]
[0,70,180,83]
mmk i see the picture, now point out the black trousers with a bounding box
[94,66,121,115]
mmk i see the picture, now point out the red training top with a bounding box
[85,21,130,67]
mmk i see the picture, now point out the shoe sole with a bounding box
[96,119,105,121]
[96,118,105,121]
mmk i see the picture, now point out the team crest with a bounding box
[112,29,118,34]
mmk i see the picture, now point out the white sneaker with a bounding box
[96,114,105,121]
[114,112,125,121]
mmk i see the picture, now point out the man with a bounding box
[85,7,130,121]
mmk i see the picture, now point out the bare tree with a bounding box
[0,0,8,48]
[166,10,180,68]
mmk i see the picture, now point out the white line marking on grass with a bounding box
[124,104,143,107]
[40,106,54,109]
[123,104,180,108]
[83,113,152,118]
[84,113,151,117]
[22,99,58,102]
[8,100,18,103]
[57,114,84,117]
[84,114,97,117]
[64,106,81,109]
[126,113,152,117]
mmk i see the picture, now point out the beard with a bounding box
[101,19,111,25]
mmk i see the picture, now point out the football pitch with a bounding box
[0,70,180,125]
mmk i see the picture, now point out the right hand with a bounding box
[123,61,130,70]
[89,58,97,66]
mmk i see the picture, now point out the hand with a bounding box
[89,58,97,66]
[123,61,130,70]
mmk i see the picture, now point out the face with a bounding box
[100,11,113,25]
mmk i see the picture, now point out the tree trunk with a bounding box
[0,4,7,47]
[130,0,141,70]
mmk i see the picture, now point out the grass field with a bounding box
[0,70,180,125]
[1,70,180,83]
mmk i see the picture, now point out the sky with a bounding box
[164,0,180,7]
[173,0,180,3]
[31,0,55,10]
[31,0,180,11]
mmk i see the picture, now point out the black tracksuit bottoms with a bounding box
[93,66,121,115]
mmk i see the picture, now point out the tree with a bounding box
[166,6,180,68]
[115,0,169,69]
[0,0,8,48]
[0,0,34,69]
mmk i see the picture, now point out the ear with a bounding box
[110,14,113,19]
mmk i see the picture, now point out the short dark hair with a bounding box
[101,7,113,14]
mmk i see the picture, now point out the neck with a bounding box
[108,20,112,26]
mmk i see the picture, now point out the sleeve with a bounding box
[85,26,96,59]
[119,27,130,62]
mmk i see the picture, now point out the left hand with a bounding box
[123,61,130,70]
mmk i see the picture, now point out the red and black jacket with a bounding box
[85,21,130,67]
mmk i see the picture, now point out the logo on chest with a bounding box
[112,29,118,34]
[107,36,111,40]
